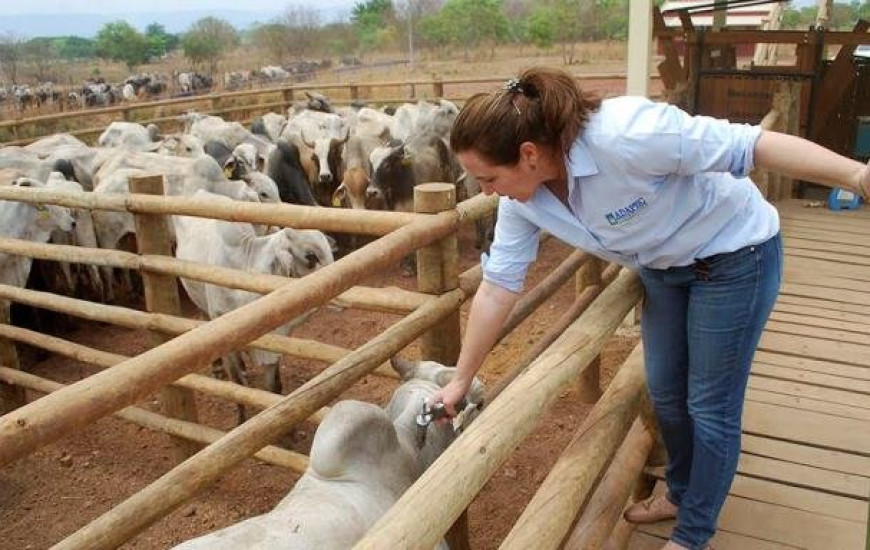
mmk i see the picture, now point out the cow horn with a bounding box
[336,126,350,145]
[390,356,417,380]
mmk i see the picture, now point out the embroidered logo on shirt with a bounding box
[605,197,648,226]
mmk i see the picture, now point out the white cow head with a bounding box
[274,228,335,278]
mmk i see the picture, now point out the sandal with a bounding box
[623,493,678,524]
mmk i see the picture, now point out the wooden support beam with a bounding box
[416,183,461,366]
[500,344,647,550]
[131,174,199,460]
[0,206,460,469]
[562,419,654,550]
[0,236,429,314]
[53,287,467,550]
[0,283,399,380]
[0,304,23,415]
[575,257,606,404]
[354,270,642,550]
[0,367,307,471]
[0,186,419,236]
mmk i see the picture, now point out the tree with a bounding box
[95,21,149,70]
[0,32,26,84]
[352,0,397,53]
[145,23,178,59]
[526,5,555,50]
[53,36,96,60]
[24,38,58,82]
[182,17,239,74]
[280,7,322,60]
[251,23,293,64]
[436,0,509,60]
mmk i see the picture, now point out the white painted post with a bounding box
[627,0,654,97]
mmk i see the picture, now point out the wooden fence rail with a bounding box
[353,269,642,550]
[0,72,641,145]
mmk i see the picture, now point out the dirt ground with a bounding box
[0,222,641,550]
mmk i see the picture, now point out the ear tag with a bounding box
[223,166,234,179]
[331,195,343,207]
[39,208,51,220]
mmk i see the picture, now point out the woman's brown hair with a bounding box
[450,66,601,166]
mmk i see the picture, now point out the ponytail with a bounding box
[450,67,601,166]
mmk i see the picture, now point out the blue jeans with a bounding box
[639,233,782,549]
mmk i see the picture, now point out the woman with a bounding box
[432,66,870,550]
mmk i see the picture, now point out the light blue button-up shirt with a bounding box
[482,96,780,293]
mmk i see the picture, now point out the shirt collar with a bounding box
[567,139,599,181]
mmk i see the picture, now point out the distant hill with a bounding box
[0,8,352,38]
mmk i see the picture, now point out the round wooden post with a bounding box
[209,94,221,115]
[281,88,294,112]
[575,257,604,403]
[350,84,360,101]
[0,304,24,414]
[635,389,667,503]
[433,77,444,98]
[415,183,460,365]
[414,182,466,550]
[130,174,200,461]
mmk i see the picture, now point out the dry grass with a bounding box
[1,41,630,143]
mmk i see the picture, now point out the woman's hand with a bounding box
[431,377,473,420]
[859,159,870,201]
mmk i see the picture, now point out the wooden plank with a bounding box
[758,332,870,368]
[784,248,870,267]
[780,282,870,308]
[781,217,870,236]
[778,199,870,219]
[742,434,870,477]
[775,293,870,316]
[640,495,863,549]
[781,270,870,295]
[753,350,870,381]
[780,210,870,227]
[783,256,870,283]
[644,468,866,522]
[770,310,870,336]
[747,387,870,421]
[751,363,870,396]
[736,453,868,499]
[765,319,870,346]
[744,401,870,455]
[782,227,870,248]
[783,237,870,259]
[627,531,668,550]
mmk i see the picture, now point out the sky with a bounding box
[0,0,356,16]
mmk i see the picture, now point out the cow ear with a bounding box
[332,184,346,208]
[390,356,417,380]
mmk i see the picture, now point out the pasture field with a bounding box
[0,222,639,549]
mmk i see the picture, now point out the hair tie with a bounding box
[504,78,524,95]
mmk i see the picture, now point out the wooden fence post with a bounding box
[350,84,360,102]
[129,174,200,460]
[0,304,24,414]
[415,183,461,365]
[414,182,466,550]
[575,257,604,403]
[433,77,444,98]
[281,88,294,112]
[635,389,667,502]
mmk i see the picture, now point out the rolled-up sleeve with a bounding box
[617,99,763,179]
[481,198,540,293]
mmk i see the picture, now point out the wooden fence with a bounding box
[0,72,649,146]
[0,171,651,548]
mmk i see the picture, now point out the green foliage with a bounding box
[95,21,149,70]
[145,23,179,59]
[352,0,396,51]
[418,0,509,57]
[527,5,555,49]
[182,17,239,73]
[50,36,95,60]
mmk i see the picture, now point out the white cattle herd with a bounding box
[0,95,491,548]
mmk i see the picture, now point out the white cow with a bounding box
[174,197,334,397]
[0,178,75,314]
[173,357,483,550]
[97,121,161,150]
[393,100,458,144]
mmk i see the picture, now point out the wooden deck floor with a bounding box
[628,200,870,550]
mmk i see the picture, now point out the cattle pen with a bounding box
[0,170,647,549]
